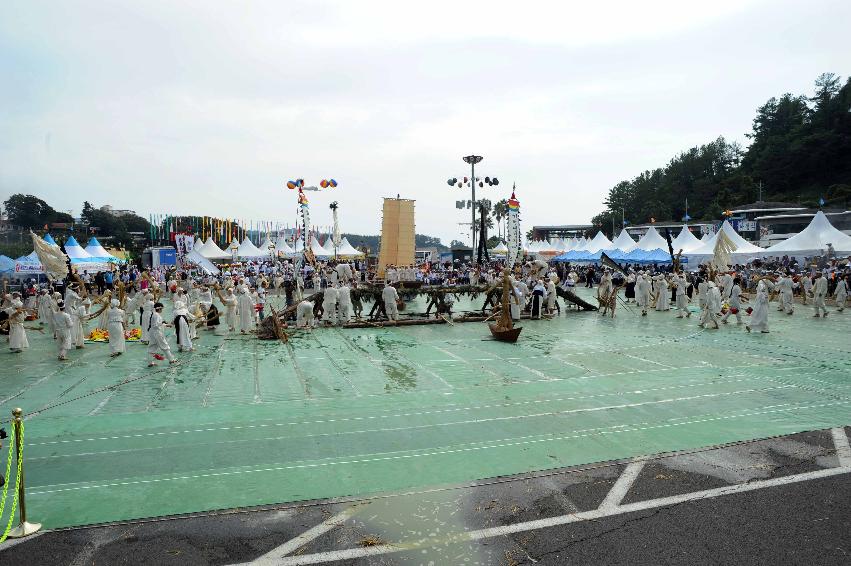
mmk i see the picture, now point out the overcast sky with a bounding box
[1,0,848,244]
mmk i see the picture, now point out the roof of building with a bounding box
[730,201,806,214]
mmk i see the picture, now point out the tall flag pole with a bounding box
[506,184,521,270]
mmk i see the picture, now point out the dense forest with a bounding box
[591,73,851,235]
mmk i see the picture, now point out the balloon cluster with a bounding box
[447,176,499,188]
[319,179,338,188]
[286,179,305,190]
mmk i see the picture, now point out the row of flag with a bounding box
[146,214,339,246]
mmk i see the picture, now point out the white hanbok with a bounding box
[6,305,29,351]
[748,281,770,332]
[107,306,126,354]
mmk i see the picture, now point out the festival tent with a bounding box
[237,236,268,260]
[198,237,231,260]
[609,230,637,252]
[311,236,331,257]
[0,255,15,273]
[43,233,58,245]
[535,240,559,255]
[64,236,114,271]
[259,236,275,255]
[670,225,704,254]
[183,248,220,275]
[490,241,509,254]
[274,234,297,257]
[337,237,365,257]
[757,211,851,256]
[14,252,45,274]
[321,237,338,256]
[685,220,763,261]
[585,231,613,253]
[84,237,121,263]
[635,227,669,251]
[701,232,712,242]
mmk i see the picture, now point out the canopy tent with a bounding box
[686,221,763,261]
[700,232,712,242]
[321,237,337,256]
[64,236,114,271]
[610,230,637,252]
[197,237,231,260]
[311,237,331,258]
[758,211,851,256]
[585,231,613,253]
[237,236,268,260]
[258,236,275,255]
[0,255,15,273]
[553,246,673,264]
[274,234,297,256]
[43,233,58,245]
[669,225,704,254]
[183,248,220,275]
[635,227,669,251]
[84,237,121,263]
[14,252,45,274]
[534,240,558,254]
[337,237,365,257]
[490,241,509,254]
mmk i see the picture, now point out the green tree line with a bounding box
[591,73,851,236]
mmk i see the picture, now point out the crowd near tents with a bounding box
[2,234,125,278]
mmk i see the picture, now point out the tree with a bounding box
[449,239,467,248]
[3,194,69,229]
[492,199,508,239]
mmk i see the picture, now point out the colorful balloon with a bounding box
[286,181,296,190]
[320,179,329,188]
[329,179,338,187]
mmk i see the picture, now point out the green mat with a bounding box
[1,290,849,529]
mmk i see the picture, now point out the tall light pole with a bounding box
[448,156,498,263]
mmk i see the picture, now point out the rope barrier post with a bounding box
[7,408,40,538]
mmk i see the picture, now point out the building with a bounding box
[625,221,714,238]
[100,205,137,217]
[531,224,594,240]
[726,201,807,242]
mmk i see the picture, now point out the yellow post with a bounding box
[7,408,41,538]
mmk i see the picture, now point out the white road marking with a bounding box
[599,460,645,510]
[266,465,851,565]
[242,504,365,564]
[831,427,851,467]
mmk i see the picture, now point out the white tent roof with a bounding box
[321,237,337,255]
[237,236,268,259]
[759,211,851,255]
[490,241,509,253]
[63,236,95,261]
[610,230,637,252]
[670,225,704,254]
[573,238,589,251]
[337,237,365,257]
[552,238,568,251]
[585,231,613,253]
[535,240,558,253]
[700,232,712,242]
[84,237,119,261]
[635,227,670,251]
[259,236,275,252]
[310,235,331,257]
[183,248,220,274]
[274,234,296,256]
[198,237,231,260]
[687,221,763,257]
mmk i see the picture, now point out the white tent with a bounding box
[274,234,297,256]
[198,237,231,260]
[490,241,509,254]
[535,240,558,254]
[237,236,268,259]
[686,221,764,261]
[700,232,712,242]
[609,230,637,252]
[183,248,220,274]
[669,225,704,254]
[259,236,275,253]
[321,237,337,256]
[84,237,120,263]
[565,237,579,251]
[337,237,365,257]
[758,211,851,256]
[573,238,589,251]
[311,236,331,257]
[635,227,670,251]
[64,236,94,262]
[585,231,613,253]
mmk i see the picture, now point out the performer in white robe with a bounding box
[5,297,29,353]
[655,276,670,311]
[54,301,73,360]
[636,273,652,316]
[382,283,400,321]
[721,278,744,324]
[675,275,690,318]
[530,280,546,319]
[37,289,52,326]
[172,300,195,352]
[337,283,352,324]
[236,286,255,333]
[699,282,721,329]
[812,272,829,317]
[71,301,87,349]
[147,302,176,366]
[801,275,813,304]
[198,285,213,312]
[296,299,315,328]
[107,299,126,356]
[322,285,338,325]
[747,280,770,333]
[220,288,238,332]
[719,272,734,300]
[546,277,558,314]
[834,274,847,312]
[777,274,794,314]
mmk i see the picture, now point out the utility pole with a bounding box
[463,155,483,253]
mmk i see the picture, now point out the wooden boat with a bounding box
[488,322,522,343]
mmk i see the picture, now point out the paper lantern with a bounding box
[457,182,462,188]
[463,177,468,183]
[329,179,338,187]
[320,179,329,188]
[479,182,483,187]
[492,178,499,185]
[286,181,296,190]
[447,179,454,186]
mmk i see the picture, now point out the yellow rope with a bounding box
[0,421,23,543]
